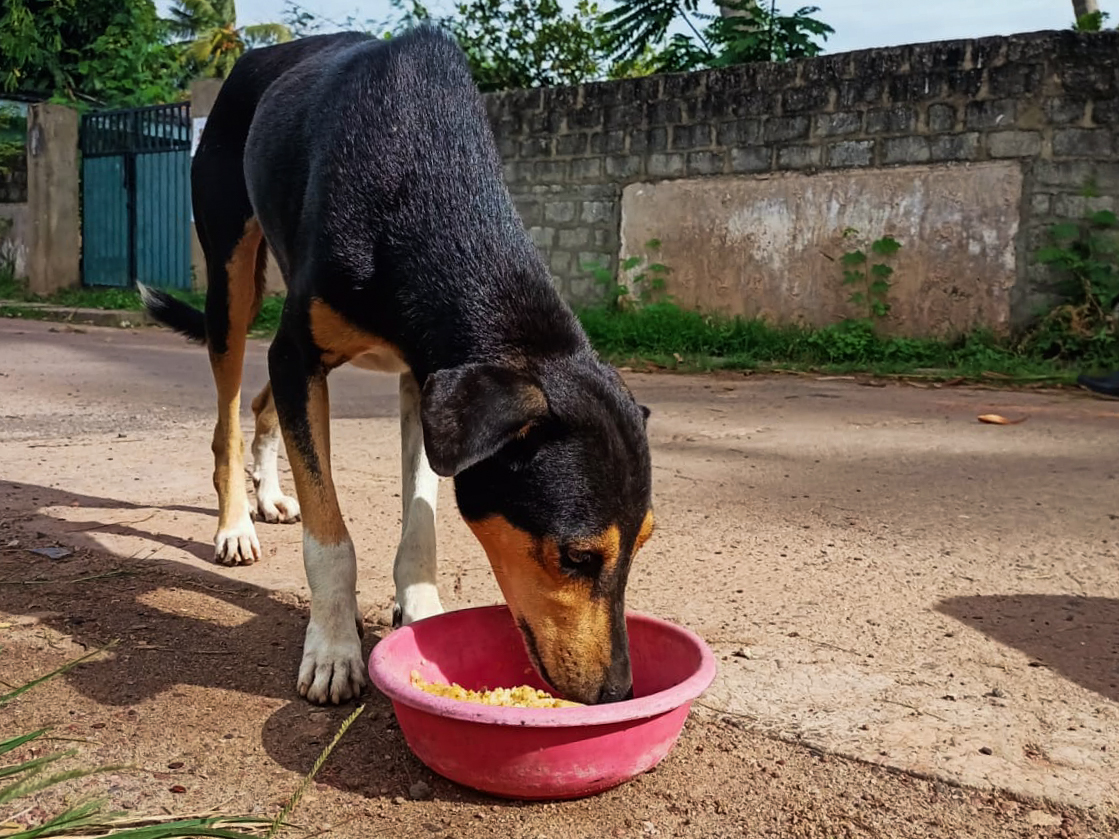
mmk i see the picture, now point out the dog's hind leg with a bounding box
[250,381,301,524]
[205,217,266,565]
[391,372,444,628]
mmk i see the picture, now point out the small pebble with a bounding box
[409,780,433,801]
[392,796,406,805]
[979,746,993,755]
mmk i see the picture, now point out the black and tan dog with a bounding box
[142,27,654,706]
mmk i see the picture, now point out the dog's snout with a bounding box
[595,676,634,704]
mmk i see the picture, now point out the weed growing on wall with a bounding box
[586,238,671,311]
[1023,193,1119,364]
[838,228,901,326]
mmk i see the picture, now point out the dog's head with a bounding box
[421,355,653,705]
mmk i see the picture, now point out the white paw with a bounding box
[256,492,301,524]
[214,515,261,566]
[393,584,445,628]
[298,618,366,705]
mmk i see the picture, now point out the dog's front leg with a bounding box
[269,334,365,704]
[392,372,444,628]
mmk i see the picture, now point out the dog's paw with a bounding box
[214,516,261,566]
[393,585,444,628]
[298,620,366,705]
[256,492,301,524]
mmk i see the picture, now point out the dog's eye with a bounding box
[559,548,602,578]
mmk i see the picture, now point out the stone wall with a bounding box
[485,29,1119,334]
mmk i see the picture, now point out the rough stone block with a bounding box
[889,73,944,103]
[867,105,917,135]
[777,145,821,169]
[648,153,686,178]
[571,158,604,181]
[838,77,884,108]
[671,124,714,150]
[882,136,931,164]
[927,103,957,133]
[528,226,555,248]
[1093,99,1119,126]
[686,151,725,175]
[717,118,765,146]
[544,201,577,223]
[764,116,810,142]
[534,160,567,181]
[550,250,573,275]
[1052,193,1087,218]
[604,103,644,130]
[782,84,832,114]
[555,133,588,156]
[581,200,613,224]
[730,147,772,173]
[558,228,591,249]
[988,64,1043,98]
[929,133,980,162]
[815,111,862,137]
[989,130,1042,158]
[1030,193,1051,216]
[605,155,643,179]
[965,100,1016,131]
[827,140,874,168]
[568,106,602,130]
[1052,128,1112,158]
[646,100,682,126]
[513,199,542,226]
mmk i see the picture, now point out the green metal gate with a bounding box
[80,103,192,289]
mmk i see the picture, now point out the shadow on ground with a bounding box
[0,480,511,804]
[937,594,1119,703]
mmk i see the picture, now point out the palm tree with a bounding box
[168,0,293,79]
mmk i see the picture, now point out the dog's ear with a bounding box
[421,363,549,477]
[640,404,651,424]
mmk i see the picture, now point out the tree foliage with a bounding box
[169,0,293,79]
[0,0,184,105]
[390,0,610,92]
[604,0,833,72]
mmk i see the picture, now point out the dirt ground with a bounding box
[1,318,1118,838]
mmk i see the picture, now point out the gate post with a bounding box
[27,104,80,295]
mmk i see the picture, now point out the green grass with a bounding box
[577,303,1109,383]
[0,275,283,337]
[3,276,1113,384]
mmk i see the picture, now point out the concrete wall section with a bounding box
[26,105,80,295]
[487,29,1119,334]
[620,162,1022,336]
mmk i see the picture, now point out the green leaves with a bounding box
[837,229,901,325]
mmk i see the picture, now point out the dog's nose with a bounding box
[595,679,634,704]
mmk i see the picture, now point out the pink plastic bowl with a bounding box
[368,604,716,800]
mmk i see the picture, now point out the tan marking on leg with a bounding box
[209,218,265,565]
[282,374,349,547]
[635,510,655,552]
[308,299,406,371]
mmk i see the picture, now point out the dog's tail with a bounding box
[138,283,206,345]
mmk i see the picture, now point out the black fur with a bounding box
[139,285,206,344]
[150,27,653,704]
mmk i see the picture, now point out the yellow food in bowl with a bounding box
[410,671,583,708]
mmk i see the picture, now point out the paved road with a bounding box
[1,317,1117,814]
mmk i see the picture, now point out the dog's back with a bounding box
[226,27,574,375]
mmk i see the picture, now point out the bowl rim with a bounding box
[368,604,717,728]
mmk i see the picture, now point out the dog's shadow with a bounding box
[0,481,505,802]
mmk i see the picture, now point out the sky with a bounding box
[157,1,1088,55]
